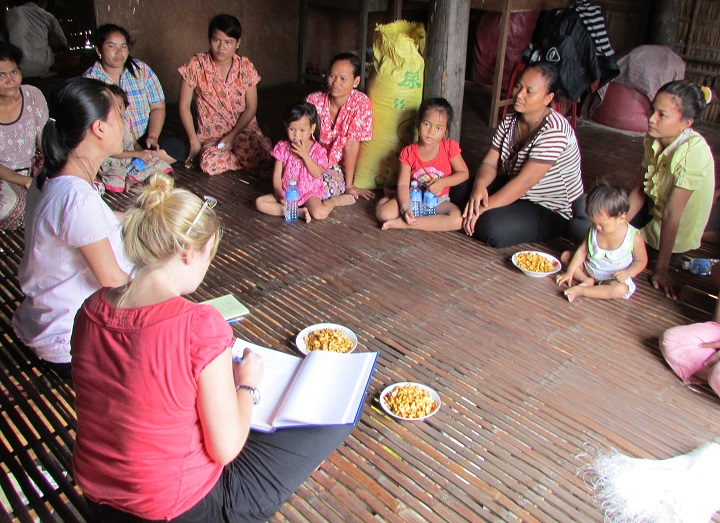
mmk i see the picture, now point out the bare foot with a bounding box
[299,208,312,223]
[381,217,409,230]
[564,285,585,302]
[331,194,356,207]
[560,250,573,264]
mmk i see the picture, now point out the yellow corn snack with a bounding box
[515,252,554,273]
[383,384,438,419]
[304,329,354,353]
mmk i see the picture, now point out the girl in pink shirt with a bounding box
[376,98,469,231]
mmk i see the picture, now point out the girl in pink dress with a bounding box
[256,102,338,222]
[661,263,720,397]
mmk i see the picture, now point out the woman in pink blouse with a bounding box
[306,52,374,204]
[179,14,272,176]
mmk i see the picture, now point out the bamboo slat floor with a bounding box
[1,83,720,522]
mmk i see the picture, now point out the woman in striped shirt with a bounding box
[462,62,588,248]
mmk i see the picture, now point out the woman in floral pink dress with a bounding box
[306,52,373,204]
[178,14,272,176]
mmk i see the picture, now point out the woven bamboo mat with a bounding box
[1,96,720,521]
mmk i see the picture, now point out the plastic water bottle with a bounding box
[285,180,299,222]
[682,258,719,276]
[423,190,438,216]
[409,181,423,216]
[125,158,146,177]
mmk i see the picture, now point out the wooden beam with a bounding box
[298,0,309,83]
[423,0,471,140]
[647,0,681,47]
[392,0,402,20]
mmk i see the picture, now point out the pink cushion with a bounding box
[591,82,651,133]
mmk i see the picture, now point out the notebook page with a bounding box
[232,339,302,432]
[274,351,376,427]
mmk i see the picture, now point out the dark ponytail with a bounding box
[657,80,712,124]
[37,77,114,190]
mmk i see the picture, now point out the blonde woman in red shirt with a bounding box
[71,173,354,522]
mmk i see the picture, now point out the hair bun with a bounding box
[137,172,175,211]
[701,86,714,104]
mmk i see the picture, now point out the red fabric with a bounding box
[400,139,461,197]
[473,11,539,90]
[71,290,233,520]
[591,82,650,133]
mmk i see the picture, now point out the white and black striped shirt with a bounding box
[572,0,615,57]
[491,110,584,219]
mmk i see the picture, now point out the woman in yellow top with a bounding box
[627,80,715,299]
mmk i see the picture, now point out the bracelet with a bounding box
[235,384,260,405]
[400,205,410,214]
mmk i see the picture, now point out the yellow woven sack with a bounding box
[354,21,425,190]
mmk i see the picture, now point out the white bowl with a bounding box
[511,251,562,278]
[295,323,358,355]
[379,382,441,421]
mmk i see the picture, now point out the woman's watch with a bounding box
[235,384,260,405]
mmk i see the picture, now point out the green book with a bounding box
[202,294,249,322]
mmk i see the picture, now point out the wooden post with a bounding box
[423,0,471,140]
[298,0,309,83]
[647,0,680,47]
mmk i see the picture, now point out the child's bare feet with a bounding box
[331,194,356,207]
[563,285,585,302]
[563,279,595,301]
[381,217,409,230]
[299,208,312,223]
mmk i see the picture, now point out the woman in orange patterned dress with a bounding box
[178,14,272,176]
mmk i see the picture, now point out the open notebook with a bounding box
[232,339,378,433]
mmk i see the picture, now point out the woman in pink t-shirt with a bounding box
[72,173,354,522]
